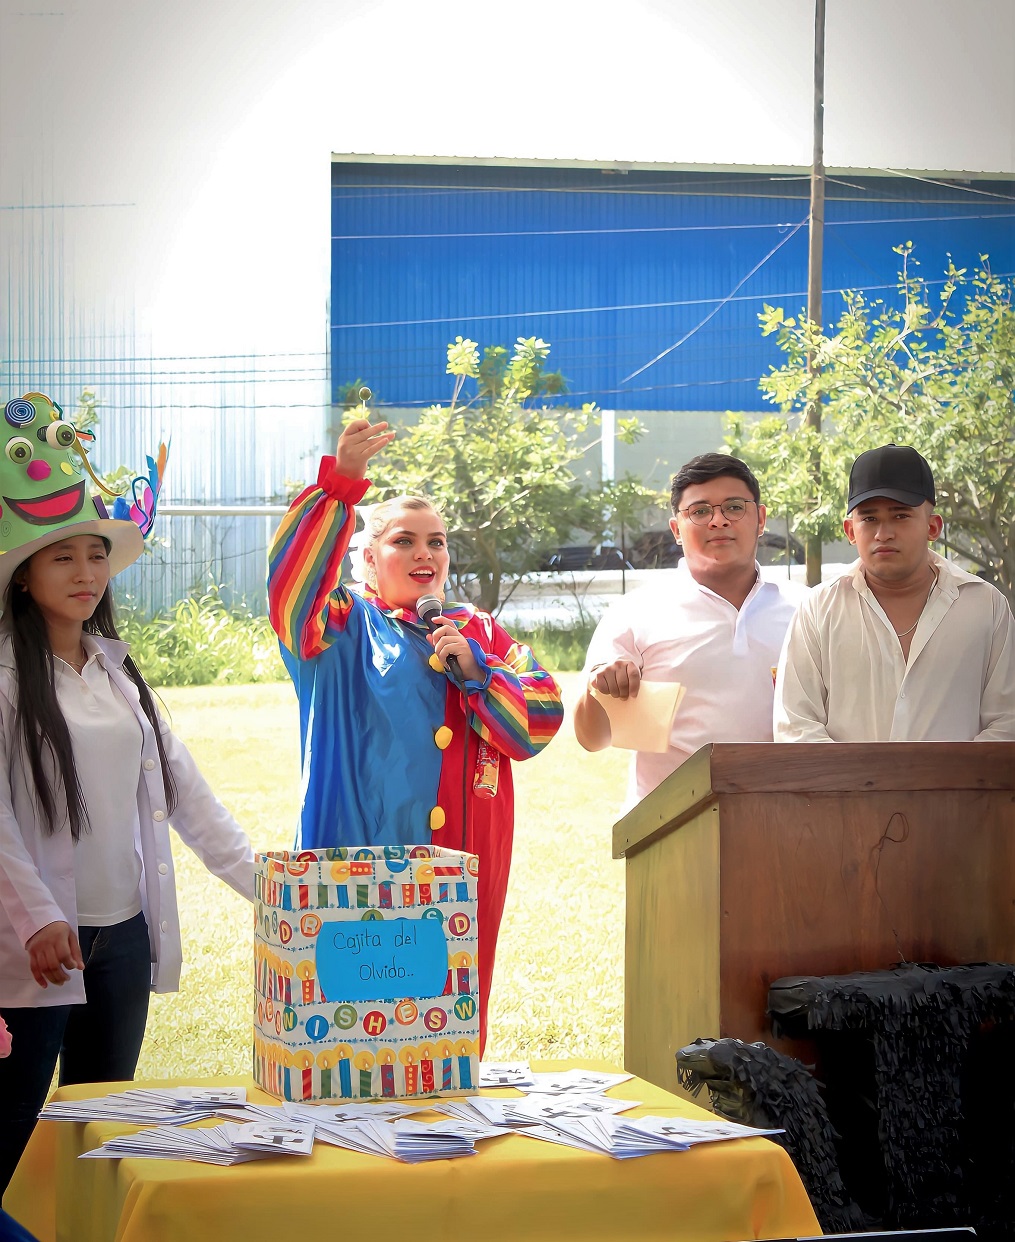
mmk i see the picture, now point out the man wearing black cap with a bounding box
[774,443,1015,742]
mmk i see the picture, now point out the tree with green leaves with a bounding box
[727,246,1015,603]
[365,336,656,613]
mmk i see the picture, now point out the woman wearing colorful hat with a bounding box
[0,393,255,1193]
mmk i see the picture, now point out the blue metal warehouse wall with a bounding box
[331,163,1015,413]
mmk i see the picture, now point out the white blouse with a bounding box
[58,639,144,925]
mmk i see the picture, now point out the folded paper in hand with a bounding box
[591,681,685,752]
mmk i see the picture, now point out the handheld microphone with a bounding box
[416,594,466,687]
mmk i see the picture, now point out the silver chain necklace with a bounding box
[893,573,937,638]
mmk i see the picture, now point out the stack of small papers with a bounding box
[522,1113,784,1159]
[82,1120,315,1165]
[283,1100,415,1155]
[212,1101,296,1125]
[431,1097,521,1129]
[39,1086,248,1127]
[467,1063,783,1160]
[514,1069,634,1096]
[283,1100,414,1129]
[364,1119,492,1163]
[285,1102,502,1162]
[52,1068,782,1167]
[504,1093,641,1125]
[477,1062,537,1089]
[77,1096,504,1166]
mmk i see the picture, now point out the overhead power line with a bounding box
[330,270,1015,331]
[332,210,1015,243]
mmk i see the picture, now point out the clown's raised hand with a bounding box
[336,418,396,480]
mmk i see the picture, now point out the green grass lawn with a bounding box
[138,674,630,1078]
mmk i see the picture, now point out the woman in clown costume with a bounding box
[268,417,563,1048]
[0,393,254,1193]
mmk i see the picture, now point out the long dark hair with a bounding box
[4,577,178,839]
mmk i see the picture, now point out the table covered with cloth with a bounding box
[3,1061,820,1242]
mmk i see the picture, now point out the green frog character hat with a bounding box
[0,392,159,599]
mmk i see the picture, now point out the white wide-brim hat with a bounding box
[0,517,144,602]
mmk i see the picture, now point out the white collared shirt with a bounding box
[58,638,144,925]
[774,551,1015,742]
[584,561,807,809]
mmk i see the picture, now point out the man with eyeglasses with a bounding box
[574,452,806,811]
[774,443,1015,742]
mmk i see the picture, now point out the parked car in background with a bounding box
[636,530,805,568]
[543,530,805,573]
[756,531,805,566]
[538,545,635,572]
[629,530,681,569]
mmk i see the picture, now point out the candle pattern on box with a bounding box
[253,846,479,1102]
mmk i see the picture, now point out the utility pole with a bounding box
[804,0,826,587]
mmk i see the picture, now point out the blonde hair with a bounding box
[365,495,444,546]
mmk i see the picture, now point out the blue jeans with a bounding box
[0,911,152,1198]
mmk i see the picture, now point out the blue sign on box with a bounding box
[316,916,448,1003]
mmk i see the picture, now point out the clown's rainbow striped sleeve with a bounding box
[267,458,369,659]
[464,620,563,760]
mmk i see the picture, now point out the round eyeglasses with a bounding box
[676,498,756,526]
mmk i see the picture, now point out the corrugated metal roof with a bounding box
[331,162,1015,413]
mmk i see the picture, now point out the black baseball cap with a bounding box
[847,444,936,511]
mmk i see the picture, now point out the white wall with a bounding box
[2,0,1013,503]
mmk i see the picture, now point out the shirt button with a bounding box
[144,759,156,771]
[158,863,169,875]
[434,725,453,750]
[160,920,169,932]
[153,810,165,822]
[429,806,446,831]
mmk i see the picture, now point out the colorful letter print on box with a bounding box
[253,846,480,1103]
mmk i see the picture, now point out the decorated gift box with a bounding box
[253,846,480,1102]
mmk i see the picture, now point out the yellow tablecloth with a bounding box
[4,1062,820,1242]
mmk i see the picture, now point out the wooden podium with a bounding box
[612,741,1015,1094]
